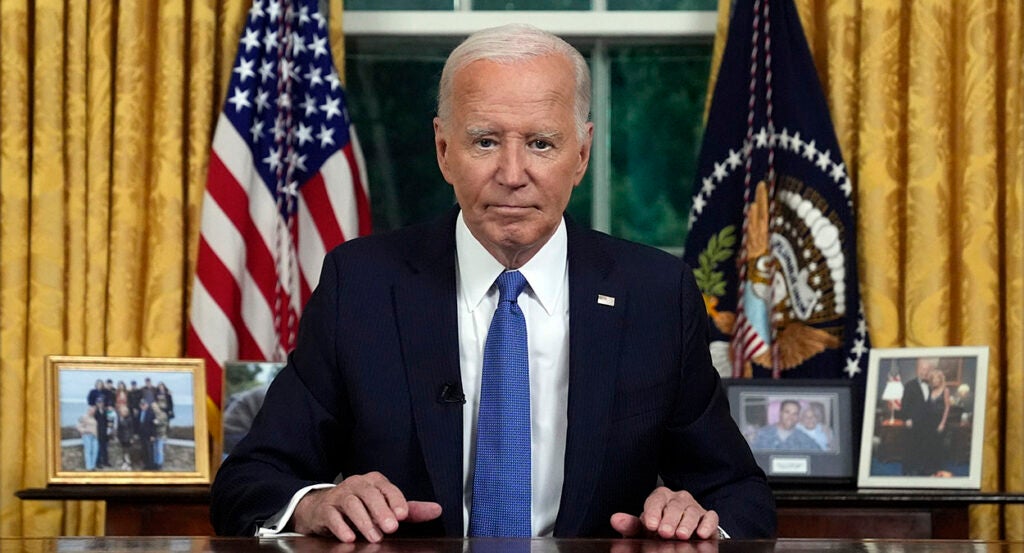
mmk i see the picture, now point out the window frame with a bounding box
[341,8,716,244]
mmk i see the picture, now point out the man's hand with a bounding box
[610,487,719,540]
[292,471,442,542]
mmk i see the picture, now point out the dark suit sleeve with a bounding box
[658,268,776,538]
[210,252,352,536]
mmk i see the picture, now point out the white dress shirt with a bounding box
[257,213,570,537]
[455,212,570,537]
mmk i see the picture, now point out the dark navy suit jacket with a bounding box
[210,208,776,538]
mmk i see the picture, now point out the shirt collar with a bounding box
[455,210,567,317]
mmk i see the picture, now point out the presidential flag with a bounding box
[682,0,869,387]
[187,0,371,437]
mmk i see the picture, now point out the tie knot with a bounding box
[495,270,527,303]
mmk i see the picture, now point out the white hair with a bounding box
[436,23,591,142]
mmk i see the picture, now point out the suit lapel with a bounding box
[393,209,465,536]
[555,220,627,536]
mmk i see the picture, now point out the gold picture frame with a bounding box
[45,355,210,485]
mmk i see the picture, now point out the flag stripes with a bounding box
[187,0,370,444]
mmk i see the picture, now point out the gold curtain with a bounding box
[0,0,348,537]
[710,0,1024,539]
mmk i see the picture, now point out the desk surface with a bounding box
[18,485,1024,505]
[1,538,1023,553]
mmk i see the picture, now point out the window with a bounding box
[342,3,716,250]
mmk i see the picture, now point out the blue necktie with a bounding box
[469,270,531,537]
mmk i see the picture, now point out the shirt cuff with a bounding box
[718,526,730,539]
[254,483,336,537]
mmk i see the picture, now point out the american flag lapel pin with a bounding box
[597,294,615,307]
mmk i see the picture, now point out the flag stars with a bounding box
[276,91,292,110]
[778,128,792,150]
[844,358,862,378]
[830,162,847,183]
[263,146,283,172]
[255,89,271,113]
[279,59,293,81]
[841,177,853,197]
[851,338,868,359]
[295,122,313,146]
[250,120,264,142]
[263,29,279,52]
[249,0,265,19]
[325,70,341,91]
[310,36,328,58]
[754,127,769,148]
[288,151,308,172]
[241,29,261,52]
[317,124,335,148]
[312,11,326,29]
[815,149,833,171]
[267,0,282,22]
[297,5,311,24]
[300,94,318,117]
[802,139,818,161]
[234,57,256,83]
[693,194,707,214]
[291,33,307,56]
[273,118,287,141]
[712,161,728,182]
[227,87,251,112]
[701,176,715,196]
[726,148,743,169]
[789,131,803,152]
[259,60,276,83]
[281,180,300,198]
[320,96,342,120]
[305,65,324,87]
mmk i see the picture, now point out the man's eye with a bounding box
[531,140,553,150]
[477,138,496,148]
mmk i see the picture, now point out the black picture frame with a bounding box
[723,378,855,486]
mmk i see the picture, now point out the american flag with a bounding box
[187,0,371,435]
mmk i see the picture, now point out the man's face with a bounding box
[800,408,818,430]
[434,54,593,268]
[779,403,800,430]
[916,358,937,379]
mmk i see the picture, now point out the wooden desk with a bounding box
[17,486,1024,539]
[774,489,1024,539]
[0,537,1021,553]
[16,485,213,536]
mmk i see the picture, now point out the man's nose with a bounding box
[496,145,528,187]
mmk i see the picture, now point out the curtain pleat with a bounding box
[0,0,33,539]
[0,0,286,537]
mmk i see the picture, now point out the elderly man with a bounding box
[210,23,775,542]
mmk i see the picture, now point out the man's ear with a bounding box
[573,122,595,187]
[433,117,453,184]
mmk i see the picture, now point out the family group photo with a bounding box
[56,368,197,474]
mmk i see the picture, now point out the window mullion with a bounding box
[590,39,611,234]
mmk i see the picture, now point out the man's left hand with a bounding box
[610,487,719,540]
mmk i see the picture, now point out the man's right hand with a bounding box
[292,471,442,542]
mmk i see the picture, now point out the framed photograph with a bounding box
[222,360,285,459]
[723,379,855,485]
[858,346,989,489]
[44,356,210,484]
